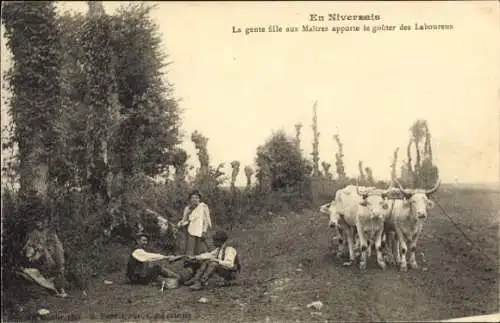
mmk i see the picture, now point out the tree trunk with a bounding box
[311,101,320,177]
[358,161,365,183]
[406,138,414,187]
[19,151,48,199]
[390,147,399,183]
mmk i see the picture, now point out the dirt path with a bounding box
[9,190,499,322]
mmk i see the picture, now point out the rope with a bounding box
[432,197,495,263]
[408,172,495,263]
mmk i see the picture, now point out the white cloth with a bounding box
[183,202,212,237]
[17,268,57,292]
[132,249,169,262]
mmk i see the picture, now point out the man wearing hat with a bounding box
[183,230,241,290]
[126,232,182,285]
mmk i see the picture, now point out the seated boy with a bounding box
[183,230,241,290]
[126,233,181,285]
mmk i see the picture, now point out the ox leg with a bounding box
[395,229,408,272]
[355,223,368,270]
[384,231,396,265]
[408,232,421,269]
[353,235,361,258]
[335,226,345,258]
[393,234,401,265]
[374,229,387,270]
[367,238,372,258]
[343,226,356,266]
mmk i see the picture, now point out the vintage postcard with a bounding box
[1,1,499,322]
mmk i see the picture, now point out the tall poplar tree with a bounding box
[111,3,182,180]
[80,2,120,204]
[2,1,63,206]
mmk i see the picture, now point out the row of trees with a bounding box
[257,101,439,194]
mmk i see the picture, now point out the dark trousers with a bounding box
[182,233,208,276]
[129,264,180,285]
[183,233,208,256]
[191,261,237,284]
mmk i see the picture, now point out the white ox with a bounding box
[324,185,391,270]
[320,202,360,260]
[384,179,440,272]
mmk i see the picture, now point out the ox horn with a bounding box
[425,178,441,196]
[394,179,413,197]
[379,181,393,197]
[356,183,368,199]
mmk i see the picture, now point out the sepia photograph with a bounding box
[1,1,499,322]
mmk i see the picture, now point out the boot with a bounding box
[184,263,206,286]
[189,279,208,291]
[189,282,204,291]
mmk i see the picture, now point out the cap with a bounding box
[212,230,228,242]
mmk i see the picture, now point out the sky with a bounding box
[1,1,499,186]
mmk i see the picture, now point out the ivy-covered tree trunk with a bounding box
[424,123,433,162]
[191,130,210,176]
[295,123,302,152]
[57,11,88,190]
[190,130,212,194]
[364,167,374,186]
[390,147,399,184]
[411,121,425,185]
[420,121,438,188]
[255,146,272,194]
[81,2,119,205]
[172,149,188,182]
[358,161,365,183]
[406,138,414,187]
[230,161,240,190]
[400,163,412,186]
[244,166,254,190]
[311,101,320,177]
[2,1,62,207]
[334,134,346,181]
[405,119,439,188]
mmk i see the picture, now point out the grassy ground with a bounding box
[3,186,498,322]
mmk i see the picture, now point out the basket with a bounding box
[164,278,179,289]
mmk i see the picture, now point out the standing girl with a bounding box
[177,190,212,256]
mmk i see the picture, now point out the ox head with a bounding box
[356,186,390,220]
[319,202,340,228]
[395,179,440,219]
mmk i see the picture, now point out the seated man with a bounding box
[126,233,182,285]
[184,230,241,291]
[22,218,68,298]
